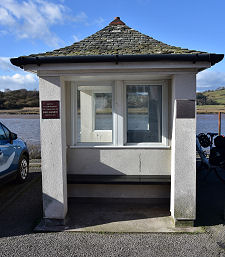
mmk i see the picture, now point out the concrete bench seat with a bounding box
[67,175,171,185]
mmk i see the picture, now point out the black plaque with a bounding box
[42,100,60,119]
[176,100,195,119]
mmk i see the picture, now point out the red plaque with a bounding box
[42,101,60,119]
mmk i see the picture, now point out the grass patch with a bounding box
[0,107,39,115]
[27,143,41,159]
[203,89,225,105]
[197,105,225,114]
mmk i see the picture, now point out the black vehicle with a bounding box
[197,132,225,183]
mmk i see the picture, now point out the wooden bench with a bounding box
[67,175,171,185]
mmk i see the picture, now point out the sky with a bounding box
[0,0,224,92]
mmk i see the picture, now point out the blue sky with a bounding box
[0,0,224,91]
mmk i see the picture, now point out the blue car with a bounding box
[0,122,29,183]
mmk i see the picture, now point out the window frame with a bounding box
[71,81,114,146]
[123,80,168,147]
[70,80,168,148]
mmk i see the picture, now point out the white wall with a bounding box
[170,74,196,223]
[67,148,171,175]
[39,76,67,220]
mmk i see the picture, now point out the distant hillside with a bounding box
[0,89,39,109]
[0,88,224,110]
[197,87,225,105]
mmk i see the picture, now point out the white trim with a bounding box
[123,84,127,144]
[70,79,169,147]
[70,82,77,145]
[69,145,171,149]
[76,81,113,87]
[114,80,124,146]
[75,142,113,147]
[75,81,113,144]
[31,61,211,75]
[162,81,169,146]
[124,80,165,85]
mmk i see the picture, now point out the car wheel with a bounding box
[16,155,29,183]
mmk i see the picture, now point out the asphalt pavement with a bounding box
[0,167,225,256]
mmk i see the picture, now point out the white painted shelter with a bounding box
[11,17,223,227]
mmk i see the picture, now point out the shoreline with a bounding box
[0,114,40,119]
[197,111,225,114]
[0,106,224,117]
[0,112,224,118]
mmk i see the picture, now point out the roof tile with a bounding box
[29,17,206,57]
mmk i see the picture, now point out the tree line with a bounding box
[196,92,217,105]
[0,88,223,109]
[0,89,39,109]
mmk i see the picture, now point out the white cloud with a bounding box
[38,0,65,24]
[0,0,106,47]
[0,57,21,72]
[71,11,88,23]
[0,0,65,47]
[93,17,105,27]
[0,0,90,47]
[0,73,38,91]
[72,35,80,42]
[0,57,38,90]
[197,70,225,91]
[0,7,15,25]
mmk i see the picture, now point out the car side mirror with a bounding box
[10,132,17,143]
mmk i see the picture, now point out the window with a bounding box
[2,124,10,139]
[94,93,112,130]
[0,124,7,140]
[127,85,162,143]
[76,85,112,144]
[71,80,168,147]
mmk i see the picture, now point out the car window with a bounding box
[2,124,10,139]
[0,124,7,140]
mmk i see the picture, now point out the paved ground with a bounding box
[0,166,225,256]
[65,198,203,233]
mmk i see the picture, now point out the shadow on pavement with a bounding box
[0,172,43,238]
[1,165,225,237]
[195,166,225,226]
[66,198,170,230]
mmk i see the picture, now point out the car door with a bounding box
[0,123,16,178]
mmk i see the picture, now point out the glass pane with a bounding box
[0,124,7,140]
[95,93,112,130]
[2,125,10,139]
[77,85,112,143]
[127,85,162,143]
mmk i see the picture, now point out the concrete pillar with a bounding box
[39,76,67,225]
[170,74,196,227]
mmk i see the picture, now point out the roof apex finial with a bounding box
[109,17,126,26]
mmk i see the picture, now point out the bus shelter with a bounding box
[11,17,223,229]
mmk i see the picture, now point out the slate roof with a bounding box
[29,17,206,57]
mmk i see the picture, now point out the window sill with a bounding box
[68,145,171,149]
